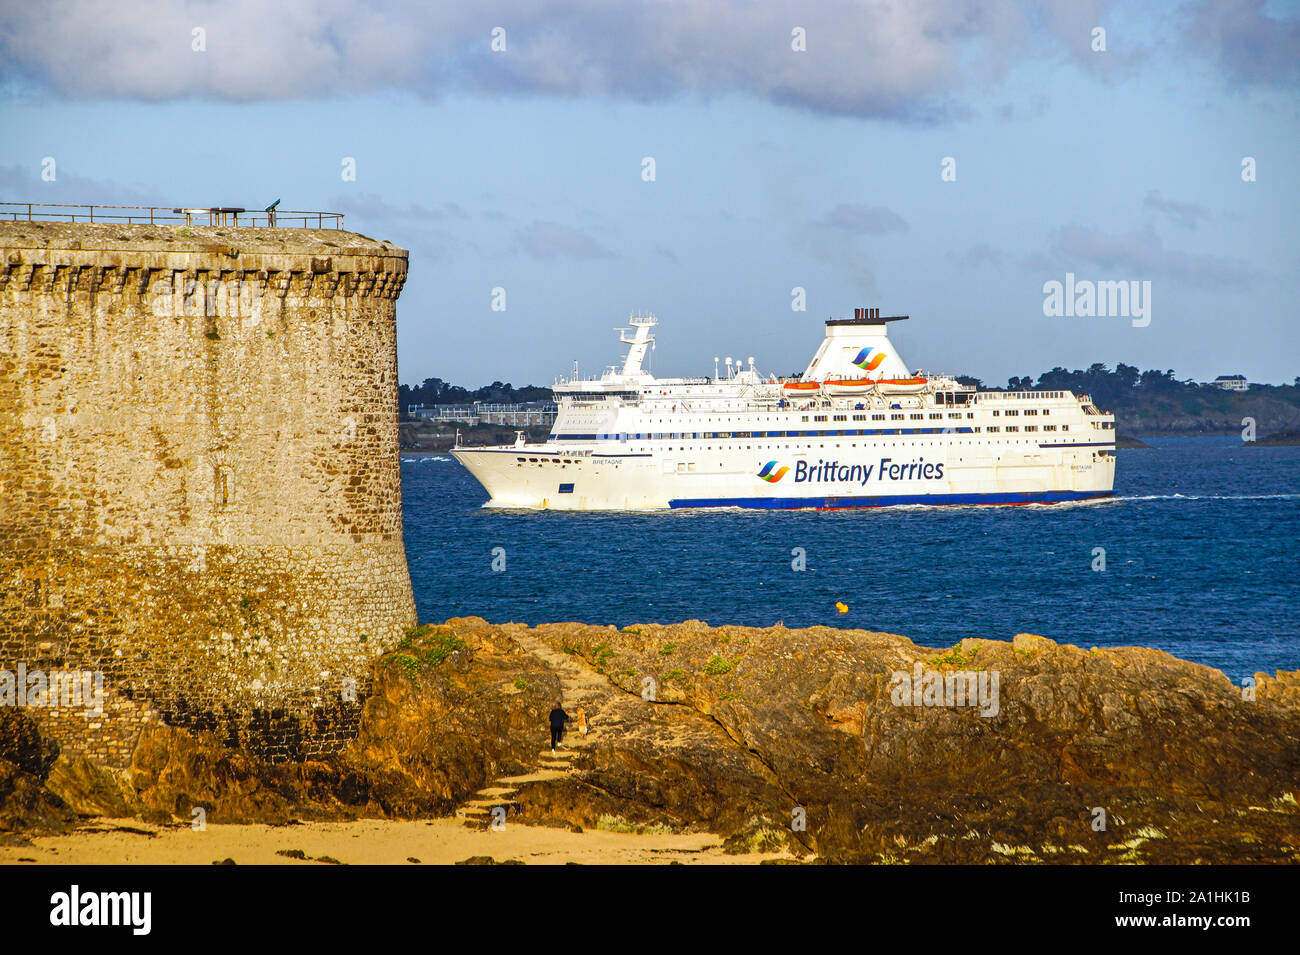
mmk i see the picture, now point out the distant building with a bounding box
[407,401,556,426]
[1206,375,1249,392]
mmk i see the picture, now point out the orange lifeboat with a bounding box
[824,378,874,396]
[782,380,821,393]
[876,377,928,394]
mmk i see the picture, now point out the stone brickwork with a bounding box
[0,221,416,766]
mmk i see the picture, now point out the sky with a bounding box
[1,1,1297,387]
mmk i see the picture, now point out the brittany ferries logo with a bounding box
[757,461,789,483]
[852,347,885,372]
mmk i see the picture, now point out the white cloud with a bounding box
[514,220,615,260]
[0,0,1142,119]
[1044,223,1253,287]
[817,203,909,235]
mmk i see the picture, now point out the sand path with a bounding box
[0,818,784,865]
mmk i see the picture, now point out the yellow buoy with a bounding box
[835,601,848,614]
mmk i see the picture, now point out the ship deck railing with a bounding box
[0,201,344,229]
[976,390,1070,401]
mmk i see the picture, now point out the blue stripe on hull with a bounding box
[668,490,1113,509]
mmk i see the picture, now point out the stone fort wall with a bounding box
[0,221,416,765]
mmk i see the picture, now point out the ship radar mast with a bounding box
[618,312,657,377]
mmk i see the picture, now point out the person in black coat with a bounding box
[548,702,570,754]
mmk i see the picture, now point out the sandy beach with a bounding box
[0,818,788,866]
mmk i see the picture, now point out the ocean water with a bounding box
[401,437,1299,683]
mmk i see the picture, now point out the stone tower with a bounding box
[0,220,416,764]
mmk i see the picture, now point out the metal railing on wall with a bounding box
[0,202,344,229]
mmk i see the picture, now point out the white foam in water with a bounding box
[1116,493,1300,503]
[401,456,451,464]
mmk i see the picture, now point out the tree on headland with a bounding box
[399,378,554,418]
[398,365,1300,428]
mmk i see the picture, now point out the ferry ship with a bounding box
[452,308,1116,510]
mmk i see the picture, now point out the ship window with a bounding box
[992,410,999,416]
[516,457,525,462]
[1043,409,1050,415]
[1063,425,1069,431]
[890,414,903,420]
[966,413,974,419]
[872,414,884,421]
[1025,425,1037,432]
[558,483,574,494]
[1006,409,1018,416]
[987,426,999,433]
[1006,426,1019,432]
[929,413,942,420]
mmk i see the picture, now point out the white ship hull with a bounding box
[453,439,1114,510]
[452,308,1117,511]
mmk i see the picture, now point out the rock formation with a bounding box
[3,618,1297,863]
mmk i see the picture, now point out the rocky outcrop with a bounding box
[1118,392,1300,437]
[344,623,560,815]
[520,621,1300,862]
[4,617,1297,863]
[0,709,75,834]
[1253,427,1300,446]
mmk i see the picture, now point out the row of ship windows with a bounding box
[520,436,1103,464]
[587,408,1066,427]
[613,408,1061,426]
[553,425,1071,441]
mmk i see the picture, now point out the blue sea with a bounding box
[401,437,1299,684]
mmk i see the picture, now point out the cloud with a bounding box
[1181,0,1300,88]
[1038,223,1253,287]
[0,163,165,208]
[3,3,1285,123]
[1142,190,1211,230]
[817,203,908,235]
[949,242,1005,268]
[332,192,467,222]
[0,0,1133,121]
[997,95,1049,121]
[328,192,465,257]
[514,221,615,260]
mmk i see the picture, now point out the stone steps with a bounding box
[453,631,612,827]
